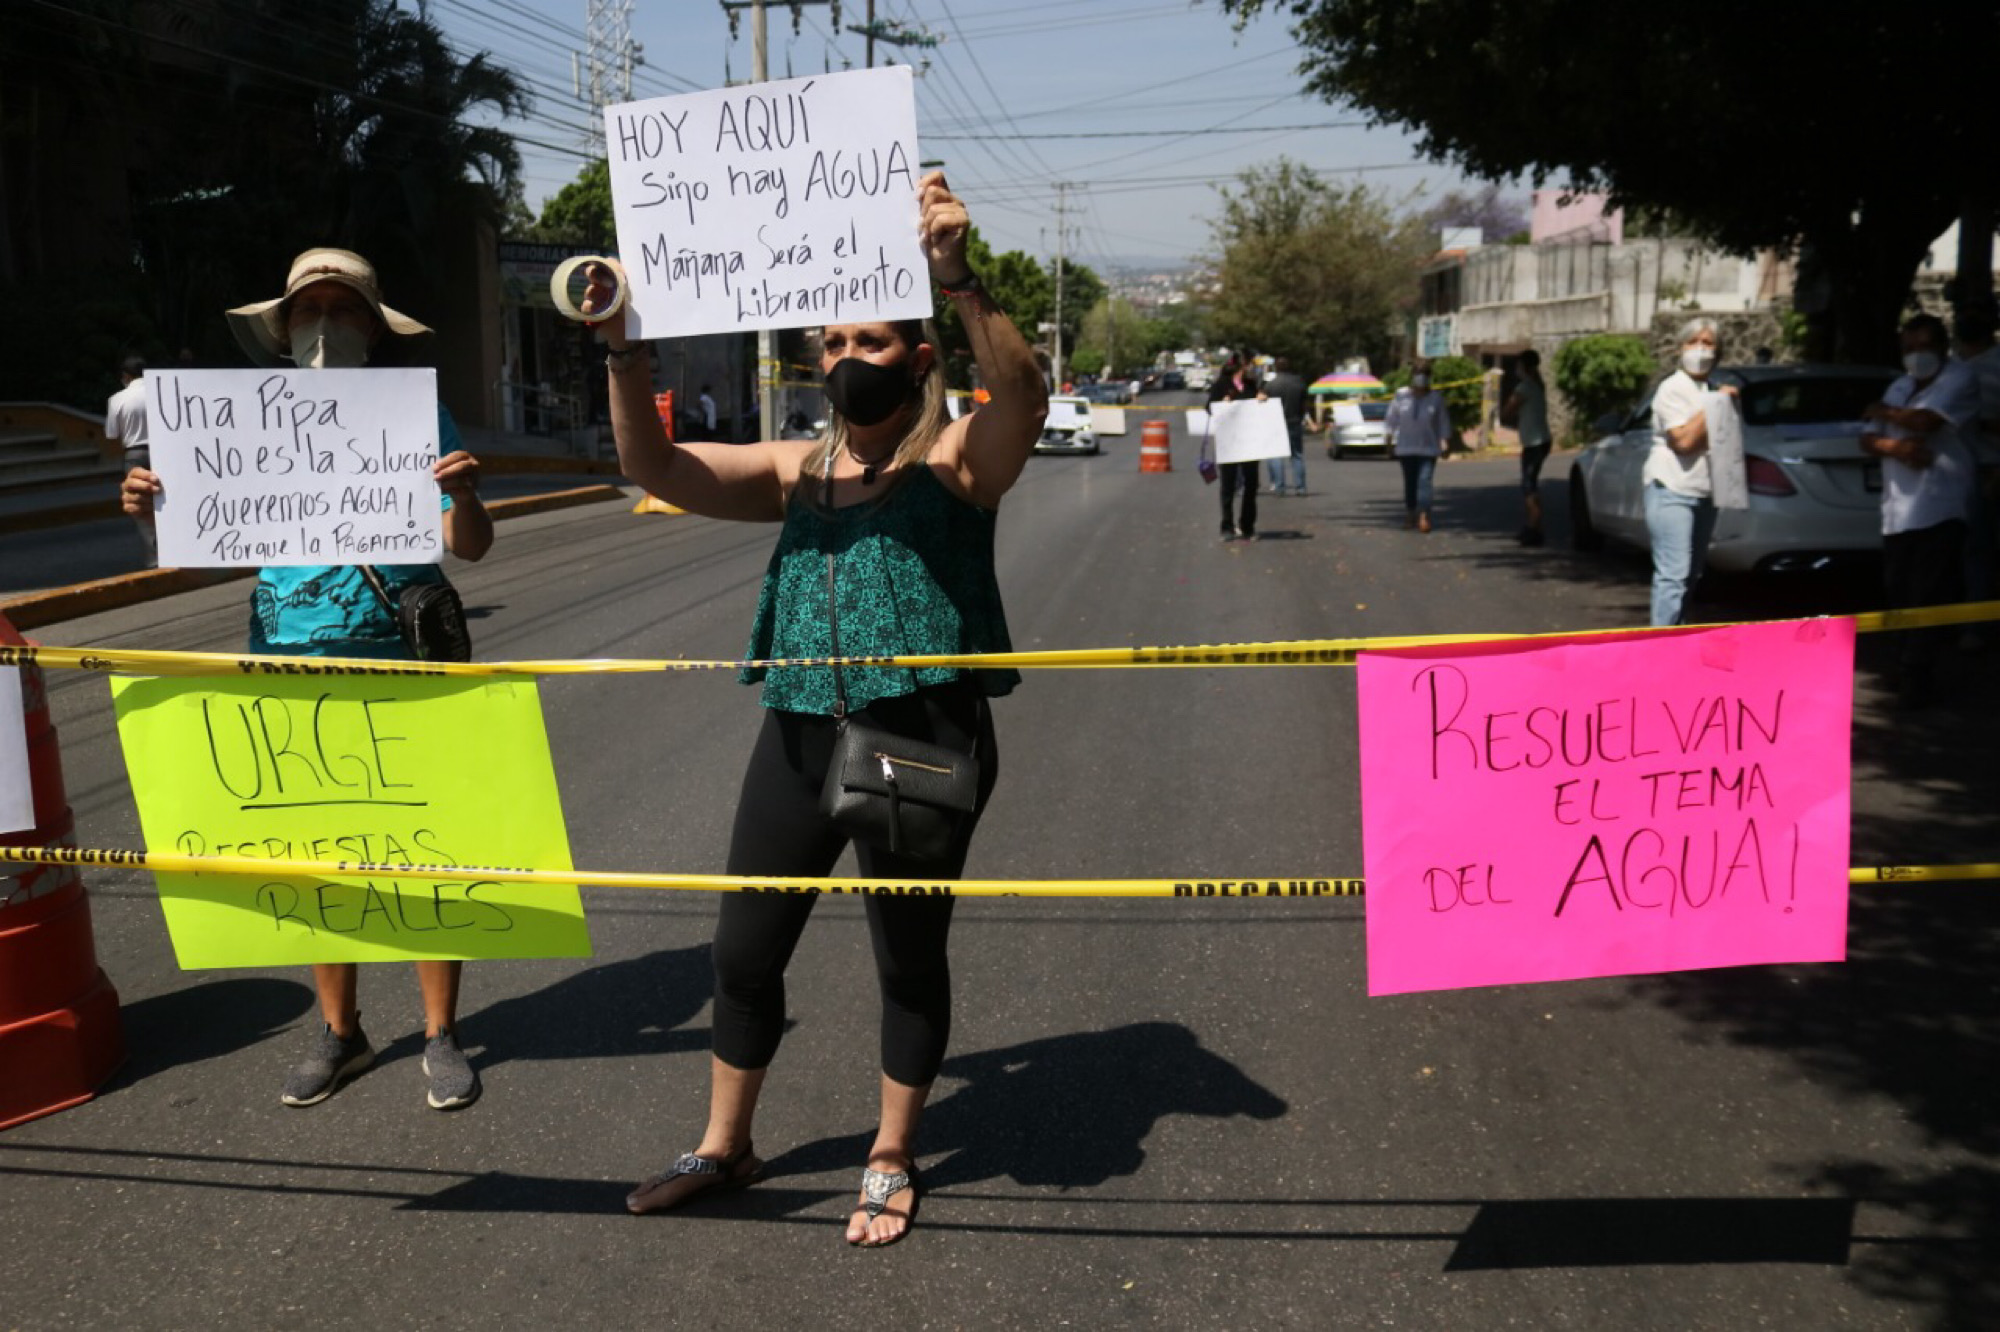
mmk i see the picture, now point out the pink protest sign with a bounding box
[1357,619,1854,996]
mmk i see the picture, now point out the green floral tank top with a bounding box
[741,464,1020,713]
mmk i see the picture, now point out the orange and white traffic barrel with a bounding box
[0,612,124,1130]
[1139,419,1173,473]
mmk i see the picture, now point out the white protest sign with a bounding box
[605,67,931,339]
[0,668,30,834]
[1333,402,1365,427]
[1187,408,1210,436]
[148,369,443,568]
[1211,398,1291,464]
[1705,389,1749,511]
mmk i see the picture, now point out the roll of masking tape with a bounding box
[550,255,627,323]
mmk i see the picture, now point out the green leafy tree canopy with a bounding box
[1203,158,1428,377]
[1222,1,1995,364]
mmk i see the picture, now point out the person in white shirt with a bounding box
[699,383,718,437]
[1384,360,1453,532]
[1862,313,1978,705]
[1502,348,1554,546]
[104,355,155,568]
[1644,318,1737,627]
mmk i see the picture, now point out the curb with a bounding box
[0,483,628,631]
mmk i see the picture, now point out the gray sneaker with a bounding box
[423,1030,480,1111]
[280,1021,374,1107]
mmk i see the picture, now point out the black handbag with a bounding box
[818,549,979,860]
[358,565,473,662]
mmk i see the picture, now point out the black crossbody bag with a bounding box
[817,545,980,861]
[357,565,473,663]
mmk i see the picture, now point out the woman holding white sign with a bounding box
[1644,319,1737,627]
[121,248,494,1112]
[589,172,1046,1247]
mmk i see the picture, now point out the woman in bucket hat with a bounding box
[123,248,494,1111]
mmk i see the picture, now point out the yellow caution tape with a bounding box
[2,845,1992,899]
[7,604,1998,680]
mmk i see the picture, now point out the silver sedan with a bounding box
[1569,364,1896,573]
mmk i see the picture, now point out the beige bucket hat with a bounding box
[225,247,432,366]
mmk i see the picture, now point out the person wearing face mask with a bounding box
[121,248,493,1110]
[1862,314,1979,706]
[1641,319,1736,627]
[585,173,1046,1247]
[1384,359,1452,532]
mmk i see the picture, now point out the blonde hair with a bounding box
[799,319,949,512]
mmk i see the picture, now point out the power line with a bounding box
[926,121,1370,140]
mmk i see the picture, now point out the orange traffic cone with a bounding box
[0,613,125,1130]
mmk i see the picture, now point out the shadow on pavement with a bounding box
[450,943,715,1071]
[1445,1197,1857,1270]
[108,976,315,1083]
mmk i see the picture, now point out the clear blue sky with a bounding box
[430,0,1500,269]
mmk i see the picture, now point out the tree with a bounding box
[1221,1,1998,364]
[932,227,1053,386]
[1552,334,1655,434]
[1075,295,1166,376]
[1,0,530,404]
[530,159,615,247]
[1203,158,1428,375]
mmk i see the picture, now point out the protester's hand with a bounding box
[121,467,161,520]
[1862,401,1891,423]
[918,171,971,282]
[1717,384,1740,400]
[434,451,482,501]
[1901,438,1935,470]
[581,261,628,348]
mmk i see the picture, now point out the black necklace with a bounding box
[845,443,896,485]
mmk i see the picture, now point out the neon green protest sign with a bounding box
[113,674,588,968]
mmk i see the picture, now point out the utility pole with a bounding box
[1052,183,1071,389]
[866,0,875,67]
[721,1,844,440]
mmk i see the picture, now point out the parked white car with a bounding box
[1569,364,1897,573]
[1326,400,1391,458]
[1034,395,1099,455]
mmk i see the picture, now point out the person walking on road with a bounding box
[589,173,1046,1248]
[1644,319,1733,627]
[104,355,155,568]
[1503,349,1554,546]
[1951,307,2000,649]
[1262,356,1308,496]
[1385,360,1451,533]
[121,248,494,1111]
[1209,353,1260,540]
[1862,313,1979,706]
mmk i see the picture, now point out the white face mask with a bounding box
[1680,345,1717,376]
[289,317,372,369]
[1410,373,1431,390]
[1904,350,1942,381]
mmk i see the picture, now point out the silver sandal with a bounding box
[852,1166,920,1247]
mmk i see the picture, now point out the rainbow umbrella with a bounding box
[1308,373,1385,396]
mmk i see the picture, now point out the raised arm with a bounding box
[588,265,805,523]
[924,174,1049,507]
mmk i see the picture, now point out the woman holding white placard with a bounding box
[1644,318,1737,627]
[588,172,1046,1247]
[121,248,493,1112]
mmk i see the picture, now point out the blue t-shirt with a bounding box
[248,403,460,658]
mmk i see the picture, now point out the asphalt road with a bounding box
[4,401,1995,1329]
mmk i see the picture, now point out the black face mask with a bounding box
[825,356,914,427]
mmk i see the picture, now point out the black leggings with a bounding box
[712,681,998,1087]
